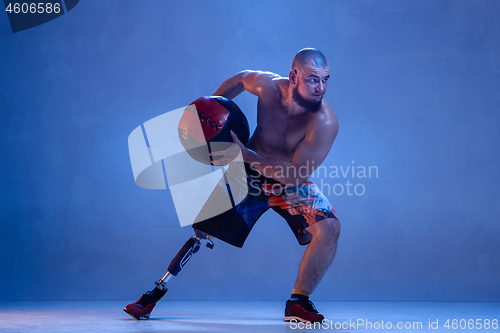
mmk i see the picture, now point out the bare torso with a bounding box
[211,68,337,183]
[247,77,327,161]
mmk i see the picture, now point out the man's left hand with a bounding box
[209,131,247,166]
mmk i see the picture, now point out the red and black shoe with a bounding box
[124,288,167,320]
[284,296,324,323]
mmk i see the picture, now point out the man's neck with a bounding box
[285,87,310,117]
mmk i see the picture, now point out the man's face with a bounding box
[292,61,330,113]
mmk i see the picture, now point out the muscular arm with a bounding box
[213,70,280,99]
[244,109,338,186]
[214,102,338,186]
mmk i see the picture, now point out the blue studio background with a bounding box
[1,0,499,302]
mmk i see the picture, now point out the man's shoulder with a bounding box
[242,69,281,79]
[242,70,286,83]
[242,70,286,97]
[313,100,338,131]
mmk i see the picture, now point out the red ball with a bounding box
[178,96,250,164]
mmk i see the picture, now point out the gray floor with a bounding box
[0,300,498,332]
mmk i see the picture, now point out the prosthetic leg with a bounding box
[124,233,214,320]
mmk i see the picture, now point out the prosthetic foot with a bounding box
[124,234,214,320]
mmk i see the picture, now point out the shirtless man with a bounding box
[124,48,340,323]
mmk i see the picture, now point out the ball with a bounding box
[178,96,250,164]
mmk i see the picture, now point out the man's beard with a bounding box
[292,85,322,113]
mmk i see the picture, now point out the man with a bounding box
[125,48,340,323]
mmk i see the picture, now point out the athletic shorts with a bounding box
[193,163,338,247]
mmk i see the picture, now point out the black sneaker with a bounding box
[284,297,324,323]
[124,288,166,320]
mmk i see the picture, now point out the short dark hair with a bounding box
[292,48,328,70]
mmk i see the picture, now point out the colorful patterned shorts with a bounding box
[193,163,338,247]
